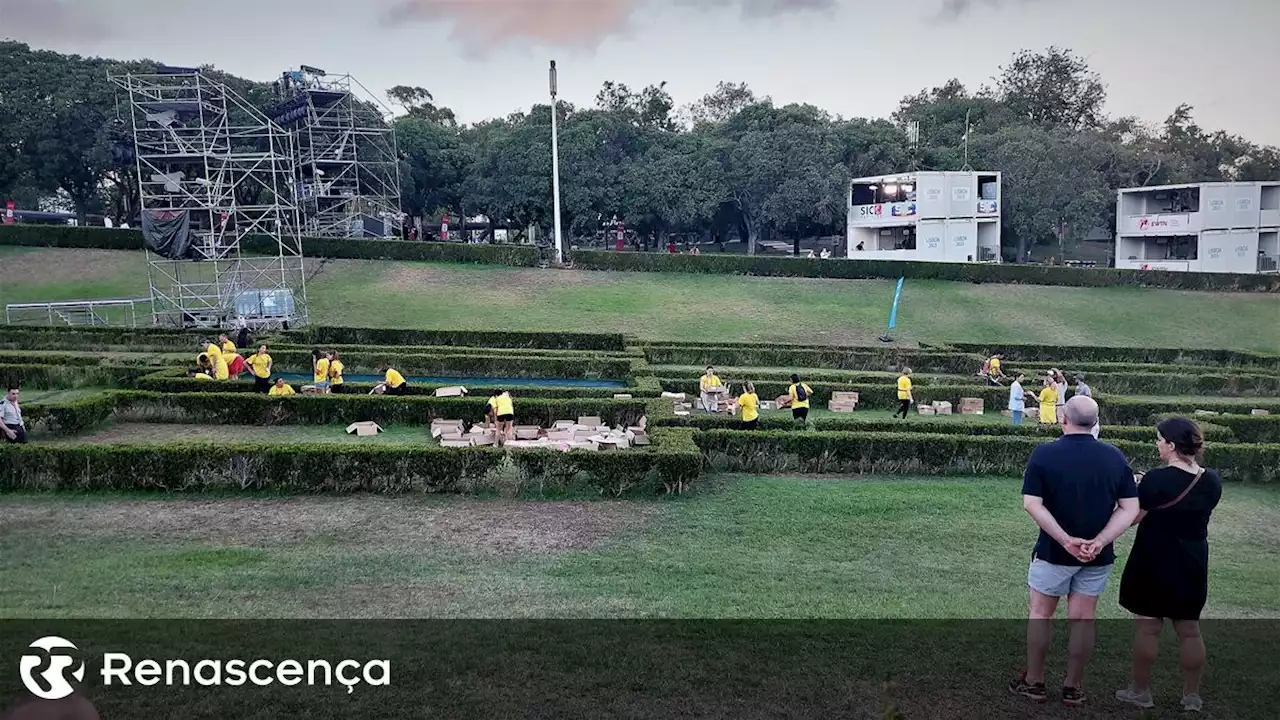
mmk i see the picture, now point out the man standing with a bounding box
[700,366,723,414]
[2,384,26,444]
[1074,375,1099,439]
[1011,396,1139,707]
[1008,373,1029,425]
[893,368,913,419]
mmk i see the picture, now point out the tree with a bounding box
[388,85,457,127]
[685,81,767,127]
[993,47,1107,130]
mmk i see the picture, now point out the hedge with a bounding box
[645,346,983,375]
[1100,397,1280,426]
[160,350,633,381]
[0,225,541,267]
[0,327,210,352]
[944,342,1280,370]
[288,327,627,352]
[111,391,649,429]
[0,363,158,390]
[694,430,1279,483]
[656,413,1236,442]
[135,373,630,399]
[0,427,702,497]
[659,378,1009,410]
[569,249,1280,293]
[1160,413,1280,445]
[22,393,117,436]
[265,342,630,359]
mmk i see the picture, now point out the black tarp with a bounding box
[141,210,192,259]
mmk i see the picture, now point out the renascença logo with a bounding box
[17,637,391,697]
[20,636,86,700]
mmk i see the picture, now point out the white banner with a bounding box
[853,202,917,220]
[1132,214,1187,231]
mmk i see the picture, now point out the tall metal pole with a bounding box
[549,60,564,265]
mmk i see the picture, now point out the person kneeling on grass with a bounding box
[268,377,296,396]
[486,389,515,447]
[372,366,408,396]
[2,384,27,444]
[737,381,760,430]
[788,374,813,427]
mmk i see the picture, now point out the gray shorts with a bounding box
[1028,559,1113,598]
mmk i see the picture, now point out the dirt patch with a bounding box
[0,496,659,557]
[0,248,141,285]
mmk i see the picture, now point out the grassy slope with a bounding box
[0,476,1275,620]
[3,247,1280,350]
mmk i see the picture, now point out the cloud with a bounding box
[380,0,837,55]
[0,0,107,43]
[934,0,1041,21]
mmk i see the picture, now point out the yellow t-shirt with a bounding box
[268,383,296,396]
[193,373,213,381]
[221,341,236,355]
[989,358,1001,373]
[897,375,913,400]
[489,392,514,417]
[385,368,406,388]
[738,392,759,422]
[328,359,344,385]
[1038,386,1058,423]
[246,353,272,379]
[313,357,330,383]
[700,374,722,392]
[788,383,812,409]
[213,355,230,381]
[205,343,222,360]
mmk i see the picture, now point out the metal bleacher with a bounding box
[4,299,150,328]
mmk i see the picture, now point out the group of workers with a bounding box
[189,338,413,398]
[981,354,1098,433]
[699,366,814,429]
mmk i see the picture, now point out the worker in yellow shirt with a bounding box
[788,373,813,425]
[373,366,408,396]
[699,365,724,413]
[737,381,760,430]
[212,352,230,381]
[1038,376,1059,424]
[268,378,296,396]
[201,340,222,368]
[327,350,345,393]
[219,334,236,356]
[245,345,273,393]
[486,390,516,446]
[311,349,330,392]
[894,368,914,419]
[985,354,1007,386]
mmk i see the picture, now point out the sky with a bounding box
[3,0,1279,146]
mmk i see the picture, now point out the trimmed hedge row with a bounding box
[0,225,541,268]
[22,393,117,436]
[0,427,702,497]
[287,326,627,352]
[657,413,1236,443]
[1101,397,1280,426]
[175,350,633,381]
[111,391,649,429]
[944,342,1280,369]
[135,373,630,399]
[0,363,157,390]
[570,249,1280,293]
[645,346,983,375]
[694,430,1279,483]
[1161,413,1280,445]
[0,327,208,352]
[266,342,631,360]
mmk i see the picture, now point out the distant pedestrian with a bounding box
[700,366,723,414]
[2,384,27,444]
[1115,417,1221,714]
[1011,396,1140,707]
[246,345,273,393]
[1008,373,1031,425]
[1038,377,1058,425]
[234,316,251,350]
[1075,375,1099,438]
[1051,369,1069,423]
[788,374,813,426]
[737,381,760,430]
[894,368,913,419]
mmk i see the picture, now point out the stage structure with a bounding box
[111,66,307,329]
[269,66,402,239]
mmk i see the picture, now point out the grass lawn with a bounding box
[21,388,109,404]
[1,475,1275,620]
[5,248,1280,350]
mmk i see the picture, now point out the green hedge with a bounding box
[694,430,1278,483]
[111,391,649,429]
[0,363,157,390]
[22,393,117,436]
[135,374,629,399]
[0,428,702,497]
[944,342,1280,369]
[1161,413,1280,444]
[0,326,209,352]
[266,342,628,359]
[645,346,982,375]
[1101,397,1280,426]
[0,225,541,267]
[570,249,1280,293]
[289,327,627,352]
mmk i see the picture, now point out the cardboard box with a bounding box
[613,394,633,400]
[959,398,985,415]
[470,434,497,447]
[631,433,651,447]
[552,420,575,429]
[674,410,691,416]
[434,386,468,398]
[514,426,542,440]
[345,422,383,437]
[430,420,464,439]
[831,391,860,404]
[775,395,792,407]
[933,401,953,416]
[918,405,936,416]
[661,392,686,400]
[547,430,574,443]
[1194,410,1219,416]
[828,404,856,414]
[440,439,471,448]
[1252,409,1272,416]
[759,400,777,411]
[578,416,603,428]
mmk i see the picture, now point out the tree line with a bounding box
[2,41,1277,257]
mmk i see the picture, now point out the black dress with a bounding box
[1119,467,1223,621]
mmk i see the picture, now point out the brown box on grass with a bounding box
[918,405,936,416]
[831,391,860,404]
[775,395,792,407]
[345,422,383,437]
[439,439,471,449]
[547,430,574,443]
[515,426,542,440]
[1253,409,1272,416]
[578,416,603,428]
[661,392,686,400]
[613,394,633,400]
[959,398,985,415]
[933,401,953,415]
[470,434,497,447]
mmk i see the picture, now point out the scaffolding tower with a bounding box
[111,67,308,329]
[269,66,402,239]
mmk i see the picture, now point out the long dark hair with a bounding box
[1156,416,1205,460]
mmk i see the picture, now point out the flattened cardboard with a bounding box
[434,386,468,398]
[440,439,471,448]
[577,416,603,428]
[661,392,686,400]
[345,422,383,436]
[613,394,633,399]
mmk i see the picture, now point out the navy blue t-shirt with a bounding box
[1022,434,1138,567]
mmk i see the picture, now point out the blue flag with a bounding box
[888,277,904,331]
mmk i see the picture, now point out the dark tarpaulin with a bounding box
[141,209,192,259]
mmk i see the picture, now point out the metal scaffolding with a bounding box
[270,66,402,239]
[111,67,308,329]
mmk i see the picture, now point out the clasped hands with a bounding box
[1063,537,1103,563]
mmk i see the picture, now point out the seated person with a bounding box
[268,378,296,396]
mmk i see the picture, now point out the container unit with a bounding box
[847,171,1002,263]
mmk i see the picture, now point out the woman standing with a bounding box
[1051,369,1069,424]
[311,349,330,393]
[327,351,345,394]
[1037,376,1058,424]
[1115,417,1222,713]
[246,345,273,393]
[736,381,760,430]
